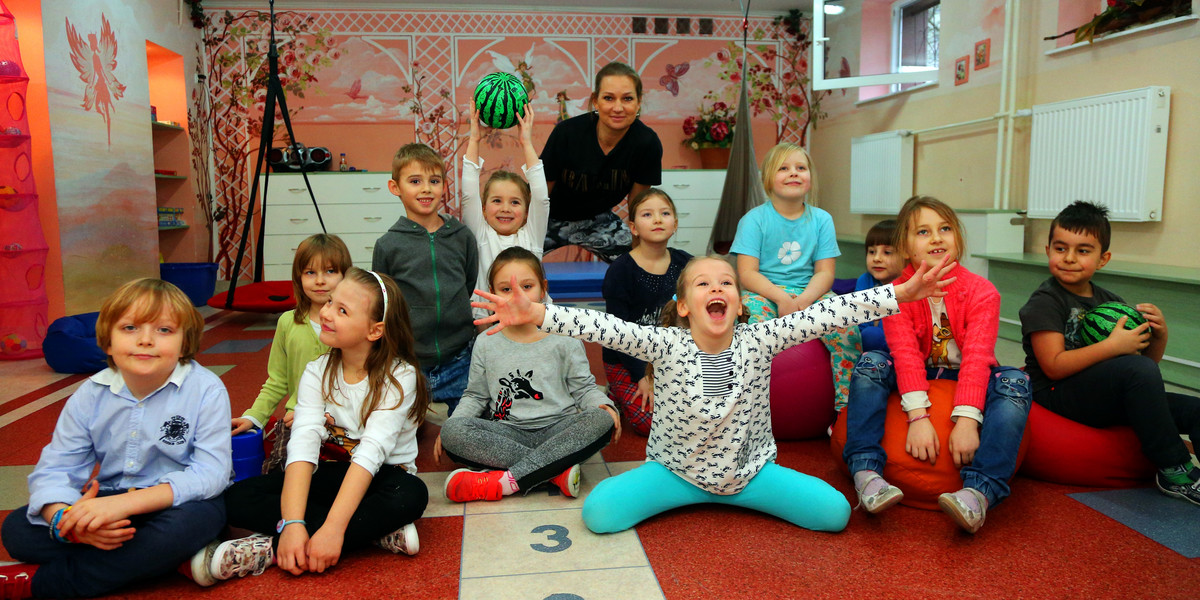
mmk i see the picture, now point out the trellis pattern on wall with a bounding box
[201,8,814,280]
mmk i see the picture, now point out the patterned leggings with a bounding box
[741,287,862,412]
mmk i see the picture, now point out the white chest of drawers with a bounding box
[259,172,399,280]
[659,169,727,255]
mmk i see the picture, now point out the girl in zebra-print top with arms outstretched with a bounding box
[473,254,956,534]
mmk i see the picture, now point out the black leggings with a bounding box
[224,462,427,548]
[1035,354,1200,468]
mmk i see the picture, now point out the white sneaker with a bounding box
[375,522,419,556]
[210,534,274,580]
[185,540,220,586]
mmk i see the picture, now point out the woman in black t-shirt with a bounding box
[540,62,663,262]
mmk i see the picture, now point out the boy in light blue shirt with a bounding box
[1,279,233,598]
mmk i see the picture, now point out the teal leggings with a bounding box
[582,461,851,534]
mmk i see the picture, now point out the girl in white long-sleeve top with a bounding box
[463,103,551,322]
[214,268,430,583]
[473,255,955,534]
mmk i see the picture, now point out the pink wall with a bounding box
[201,7,820,275]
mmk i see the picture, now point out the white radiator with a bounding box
[1027,86,1170,222]
[849,130,913,214]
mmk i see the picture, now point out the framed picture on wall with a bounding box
[955,56,970,86]
[975,39,991,70]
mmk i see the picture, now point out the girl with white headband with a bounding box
[211,267,431,582]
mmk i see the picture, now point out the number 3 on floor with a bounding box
[530,524,572,553]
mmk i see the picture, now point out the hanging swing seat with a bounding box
[206,280,296,313]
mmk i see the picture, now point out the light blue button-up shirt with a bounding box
[26,360,233,525]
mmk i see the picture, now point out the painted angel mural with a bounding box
[65,14,126,146]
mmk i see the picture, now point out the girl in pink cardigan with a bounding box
[841,196,1031,534]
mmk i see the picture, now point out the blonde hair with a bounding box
[760,142,819,206]
[391,143,445,182]
[96,278,204,370]
[291,234,352,325]
[895,195,966,263]
[321,267,430,425]
[658,256,749,329]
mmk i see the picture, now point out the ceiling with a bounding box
[205,0,816,17]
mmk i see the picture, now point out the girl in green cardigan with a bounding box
[231,234,352,471]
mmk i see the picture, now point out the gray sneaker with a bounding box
[375,522,419,556]
[210,534,274,580]
[938,488,988,533]
[855,471,904,514]
[1156,472,1200,507]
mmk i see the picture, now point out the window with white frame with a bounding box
[893,0,940,92]
[812,0,939,92]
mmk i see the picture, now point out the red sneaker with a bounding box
[0,563,36,600]
[443,469,504,502]
[550,464,581,498]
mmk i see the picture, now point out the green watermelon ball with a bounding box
[474,72,528,130]
[1080,301,1147,346]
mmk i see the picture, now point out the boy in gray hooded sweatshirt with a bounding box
[373,143,478,415]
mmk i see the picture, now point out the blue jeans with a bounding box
[841,350,1031,508]
[581,461,850,534]
[2,494,224,598]
[422,341,472,416]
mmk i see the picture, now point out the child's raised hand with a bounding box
[948,418,980,468]
[471,275,546,335]
[893,255,958,304]
[1105,316,1150,355]
[231,417,254,435]
[905,416,940,465]
[468,102,482,142]
[276,525,310,575]
[516,103,535,146]
[1136,303,1168,339]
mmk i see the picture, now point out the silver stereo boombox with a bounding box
[268,144,332,172]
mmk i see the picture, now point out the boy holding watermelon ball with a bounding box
[1019,201,1200,505]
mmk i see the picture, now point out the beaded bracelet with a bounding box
[906,413,931,424]
[48,506,72,543]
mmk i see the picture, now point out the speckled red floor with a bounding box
[2,310,1198,599]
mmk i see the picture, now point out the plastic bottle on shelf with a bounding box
[338,153,348,171]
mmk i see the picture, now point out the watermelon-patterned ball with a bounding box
[474,72,528,129]
[1080,302,1147,346]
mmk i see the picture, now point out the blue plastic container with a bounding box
[160,262,218,306]
[231,429,265,482]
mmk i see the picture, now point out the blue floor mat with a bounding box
[203,338,273,354]
[1069,487,1200,558]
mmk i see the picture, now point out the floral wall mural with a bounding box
[199,7,825,279]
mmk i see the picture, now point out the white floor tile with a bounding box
[459,565,665,600]
[460,508,646,578]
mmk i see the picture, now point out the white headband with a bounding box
[367,270,389,316]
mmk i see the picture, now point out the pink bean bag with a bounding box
[770,340,836,440]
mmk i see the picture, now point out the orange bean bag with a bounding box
[1018,402,1154,487]
[830,379,1030,510]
